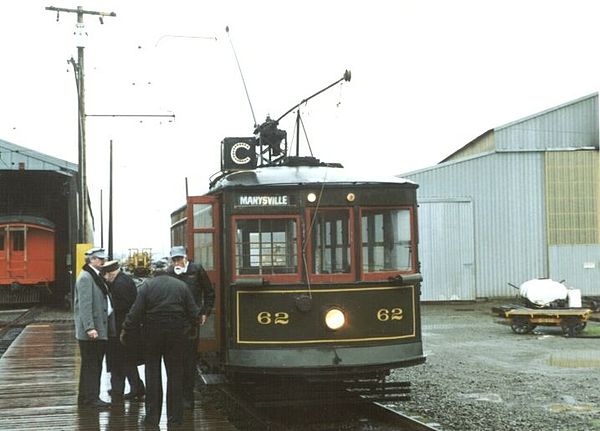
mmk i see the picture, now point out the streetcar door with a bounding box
[186,196,221,352]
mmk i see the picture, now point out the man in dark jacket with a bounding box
[102,260,145,402]
[167,245,215,409]
[121,271,199,426]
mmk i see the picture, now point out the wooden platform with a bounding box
[0,323,237,430]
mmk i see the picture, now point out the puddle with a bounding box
[546,403,598,413]
[548,352,600,368]
[459,392,503,403]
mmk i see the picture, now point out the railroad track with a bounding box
[360,402,442,431]
[210,380,441,430]
[0,306,44,357]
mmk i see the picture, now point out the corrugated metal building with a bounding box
[402,93,600,300]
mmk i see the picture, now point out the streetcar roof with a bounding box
[210,165,416,191]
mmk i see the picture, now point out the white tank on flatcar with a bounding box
[519,278,568,307]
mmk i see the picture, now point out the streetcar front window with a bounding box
[361,208,413,273]
[235,218,298,276]
[310,210,351,274]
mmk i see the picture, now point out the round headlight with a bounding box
[307,192,317,203]
[325,308,345,330]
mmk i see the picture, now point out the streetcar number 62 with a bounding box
[377,308,403,321]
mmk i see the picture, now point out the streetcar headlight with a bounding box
[325,308,345,330]
[307,192,317,203]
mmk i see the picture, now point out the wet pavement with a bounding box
[0,323,236,431]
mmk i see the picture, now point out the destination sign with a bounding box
[238,195,290,206]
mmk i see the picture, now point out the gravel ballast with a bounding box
[390,301,600,431]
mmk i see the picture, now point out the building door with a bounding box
[418,199,475,301]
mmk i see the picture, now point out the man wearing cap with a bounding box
[167,245,215,409]
[102,260,145,403]
[121,271,200,426]
[74,247,111,409]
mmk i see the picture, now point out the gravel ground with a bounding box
[390,301,600,431]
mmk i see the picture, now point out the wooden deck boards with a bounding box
[0,323,237,430]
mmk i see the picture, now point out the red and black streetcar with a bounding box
[170,72,425,386]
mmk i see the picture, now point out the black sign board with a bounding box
[221,137,258,171]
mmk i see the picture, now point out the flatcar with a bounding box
[170,72,425,385]
[0,215,55,303]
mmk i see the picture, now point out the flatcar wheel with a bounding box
[575,321,587,333]
[561,318,582,337]
[510,317,533,334]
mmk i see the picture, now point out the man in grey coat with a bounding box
[74,247,112,409]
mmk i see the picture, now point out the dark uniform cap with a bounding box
[101,260,120,274]
[170,246,186,259]
[85,247,108,259]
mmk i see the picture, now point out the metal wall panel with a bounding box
[545,151,599,244]
[418,199,475,301]
[444,130,495,162]
[405,152,547,299]
[496,94,599,152]
[549,244,600,294]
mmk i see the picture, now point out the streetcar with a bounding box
[170,71,425,384]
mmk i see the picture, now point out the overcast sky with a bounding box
[2,0,600,258]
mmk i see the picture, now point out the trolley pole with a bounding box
[46,6,116,243]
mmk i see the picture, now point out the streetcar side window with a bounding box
[0,231,4,250]
[235,218,298,276]
[361,208,413,273]
[310,209,351,274]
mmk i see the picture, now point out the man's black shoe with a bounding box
[142,415,159,428]
[111,394,124,403]
[85,399,111,409]
[124,390,145,401]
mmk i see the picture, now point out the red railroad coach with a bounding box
[0,216,56,300]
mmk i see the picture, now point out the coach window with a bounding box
[307,209,353,281]
[361,208,414,277]
[11,229,25,251]
[234,217,299,280]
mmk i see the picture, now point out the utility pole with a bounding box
[108,140,113,260]
[46,5,116,243]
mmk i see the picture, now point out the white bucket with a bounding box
[567,289,582,308]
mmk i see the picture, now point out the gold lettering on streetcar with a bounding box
[257,311,272,325]
[391,308,403,320]
[274,312,290,325]
[257,311,290,325]
[377,308,404,321]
